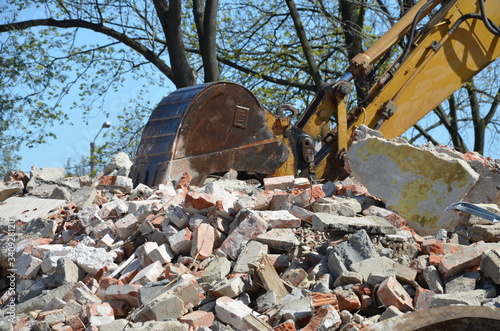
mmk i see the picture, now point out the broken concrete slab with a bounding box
[349,257,395,284]
[30,165,65,182]
[346,128,479,235]
[313,213,396,235]
[133,293,184,322]
[16,281,76,315]
[430,289,486,307]
[0,197,66,223]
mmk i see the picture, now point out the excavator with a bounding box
[130,0,500,188]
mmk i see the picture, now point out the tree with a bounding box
[0,0,498,176]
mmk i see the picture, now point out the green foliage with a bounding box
[0,0,498,172]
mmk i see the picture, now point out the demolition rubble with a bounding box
[1,131,500,330]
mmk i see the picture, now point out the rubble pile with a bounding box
[0,145,499,330]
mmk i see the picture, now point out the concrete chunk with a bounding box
[16,282,75,315]
[166,204,190,229]
[103,152,133,177]
[0,181,23,201]
[219,211,268,260]
[263,175,295,191]
[130,261,164,285]
[66,243,113,275]
[71,187,97,210]
[481,249,500,284]
[15,253,42,279]
[313,213,396,235]
[423,266,445,294]
[210,275,248,298]
[328,229,379,279]
[202,256,232,284]
[115,214,139,240]
[233,241,268,273]
[350,257,395,284]
[215,296,253,331]
[430,289,486,307]
[0,197,66,223]
[168,228,192,256]
[256,228,300,251]
[346,131,479,235]
[255,210,301,229]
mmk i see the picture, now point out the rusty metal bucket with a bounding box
[130,82,289,187]
[364,306,500,331]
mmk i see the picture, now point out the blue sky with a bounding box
[18,80,172,172]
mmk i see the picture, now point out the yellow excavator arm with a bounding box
[282,0,500,181]
[130,0,499,187]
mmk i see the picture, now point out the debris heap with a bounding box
[1,146,499,331]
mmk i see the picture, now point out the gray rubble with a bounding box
[0,148,499,331]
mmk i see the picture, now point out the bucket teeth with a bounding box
[130,82,289,187]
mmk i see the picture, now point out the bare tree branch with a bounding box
[286,0,323,89]
[0,18,174,81]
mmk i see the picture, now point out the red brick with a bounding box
[334,289,361,312]
[99,277,124,291]
[429,253,443,266]
[414,287,435,310]
[185,191,217,211]
[352,284,373,310]
[105,284,140,307]
[302,304,341,331]
[36,309,66,325]
[179,310,215,329]
[84,302,115,326]
[175,172,192,191]
[190,223,215,260]
[384,213,407,228]
[422,239,445,255]
[335,184,368,196]
[65,315,85,331]
[99,176,117,186]
[438,242,485,279]
[51,324,72,331]
[274,320,297,331]
[106,300,131,318]
[377,276,413,312]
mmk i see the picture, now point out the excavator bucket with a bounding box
[130,82,289,187]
